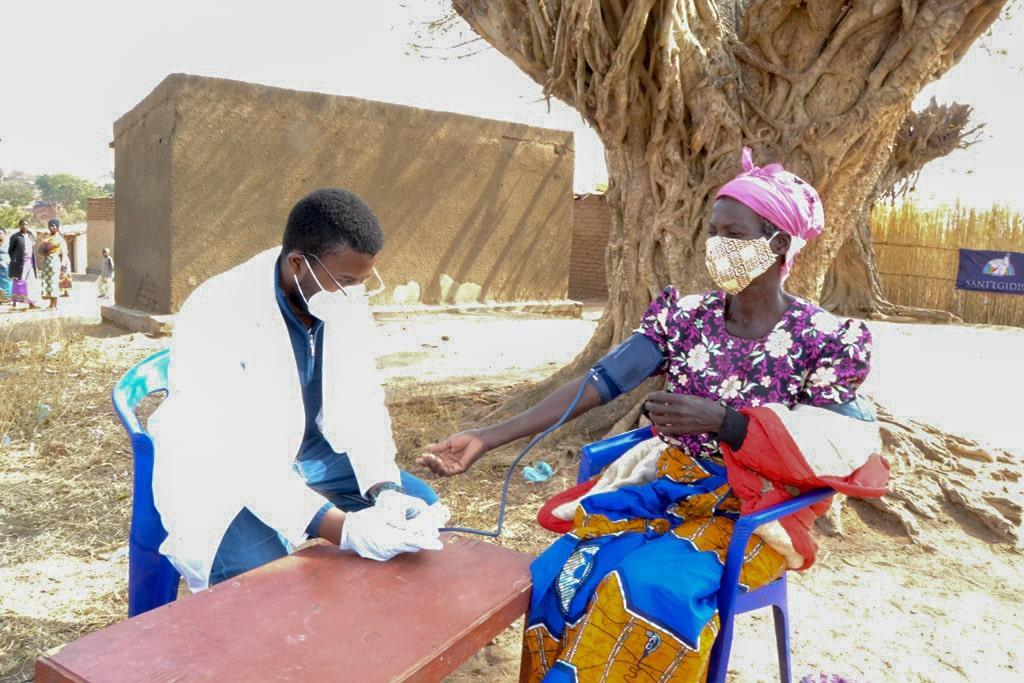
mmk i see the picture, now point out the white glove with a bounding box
[375,489,430,520]
[339,503,443,561]
[413,502,452,534]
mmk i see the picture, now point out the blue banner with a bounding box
[956,249,1024,295]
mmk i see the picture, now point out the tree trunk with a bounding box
[819,204,960,322]
[821,99,981,321]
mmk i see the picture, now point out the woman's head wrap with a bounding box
[47,218,61,229]
[715,147,824,279]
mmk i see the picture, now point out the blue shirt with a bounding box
[274,260,335,534]
[274,260,327,447]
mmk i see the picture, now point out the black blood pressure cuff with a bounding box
[591,333,666,403]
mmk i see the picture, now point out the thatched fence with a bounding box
[872,204,1024,327]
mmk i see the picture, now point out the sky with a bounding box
[0,1,1019,206]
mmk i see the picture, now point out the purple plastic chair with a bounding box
[578,425,833,683]
[112,349,181,617]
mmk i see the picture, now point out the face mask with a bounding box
[293,254,385,320]
[705,232,781,295]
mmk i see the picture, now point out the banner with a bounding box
[956,249,1024,295]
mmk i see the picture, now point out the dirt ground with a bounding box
[1,280,1022,682]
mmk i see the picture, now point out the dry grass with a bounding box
[0,317,582,682]
[0,318,169,682]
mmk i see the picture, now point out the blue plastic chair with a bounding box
[578,426,833,683]
[111,348,181,617]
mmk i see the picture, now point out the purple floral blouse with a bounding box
[637,287,872,459]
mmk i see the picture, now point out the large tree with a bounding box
[35,173,106,213]
[0,179,36,208]
[452,0,1006,416]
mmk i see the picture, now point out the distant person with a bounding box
[149,188,447,592]
[0,229,11,303]
[7,219,39,309]
[39,219,66,309]
[97,247,115,299]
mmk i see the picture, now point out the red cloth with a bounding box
[536,479,599,533]
[721,407,890,569]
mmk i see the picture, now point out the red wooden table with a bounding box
[36,534,533,682]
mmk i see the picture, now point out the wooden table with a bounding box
[36,534,533,682]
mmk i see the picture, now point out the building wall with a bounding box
[113,83,175,312]
[112,73,574,314]
[66,233,87,273]
[86,198,115,274]
[569,194,611,301]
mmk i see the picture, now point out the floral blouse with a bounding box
[637,287,872,459]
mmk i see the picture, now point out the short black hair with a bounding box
[282,188,383,257]
[18,219,28,227]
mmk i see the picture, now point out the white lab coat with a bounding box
[149,247,401,591]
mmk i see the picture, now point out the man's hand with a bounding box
[339,503,443,562]
[416,430,489,477]
[374,489,429,520]
[644,391,727,436]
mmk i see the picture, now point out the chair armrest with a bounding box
[112,387,144,436]
[718,487,834,618]
[577,426,655,483]
[735,487,835,531]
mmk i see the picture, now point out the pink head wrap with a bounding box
[715,147,824,279]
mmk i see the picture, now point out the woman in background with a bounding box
[8,219,39,309]
[39,218,66,309]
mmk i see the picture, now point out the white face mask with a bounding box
[705,232,781,295]
[293,254,385,320]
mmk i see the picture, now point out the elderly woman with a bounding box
[420,149,887,681]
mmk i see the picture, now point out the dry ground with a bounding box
[1,283,1022,682]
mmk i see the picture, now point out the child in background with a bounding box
[97,248,115,299]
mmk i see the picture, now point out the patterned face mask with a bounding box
[705,232,781,294]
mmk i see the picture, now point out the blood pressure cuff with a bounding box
[591,333,665,403]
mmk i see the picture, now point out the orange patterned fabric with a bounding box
[521,447,787,682]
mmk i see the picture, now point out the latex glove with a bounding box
[375,489,430,520]
[413,502,452,534]
[393,502,451,548]
[373,501,450,555]
[339,503,442,561]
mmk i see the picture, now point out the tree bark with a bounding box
[821,99,982,320]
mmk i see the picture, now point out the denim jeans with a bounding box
[208,451,437,585]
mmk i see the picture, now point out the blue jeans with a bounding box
[208,451,437,585]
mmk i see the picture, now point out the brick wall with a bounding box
[87,197,115,222]
[569,194,611,301]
